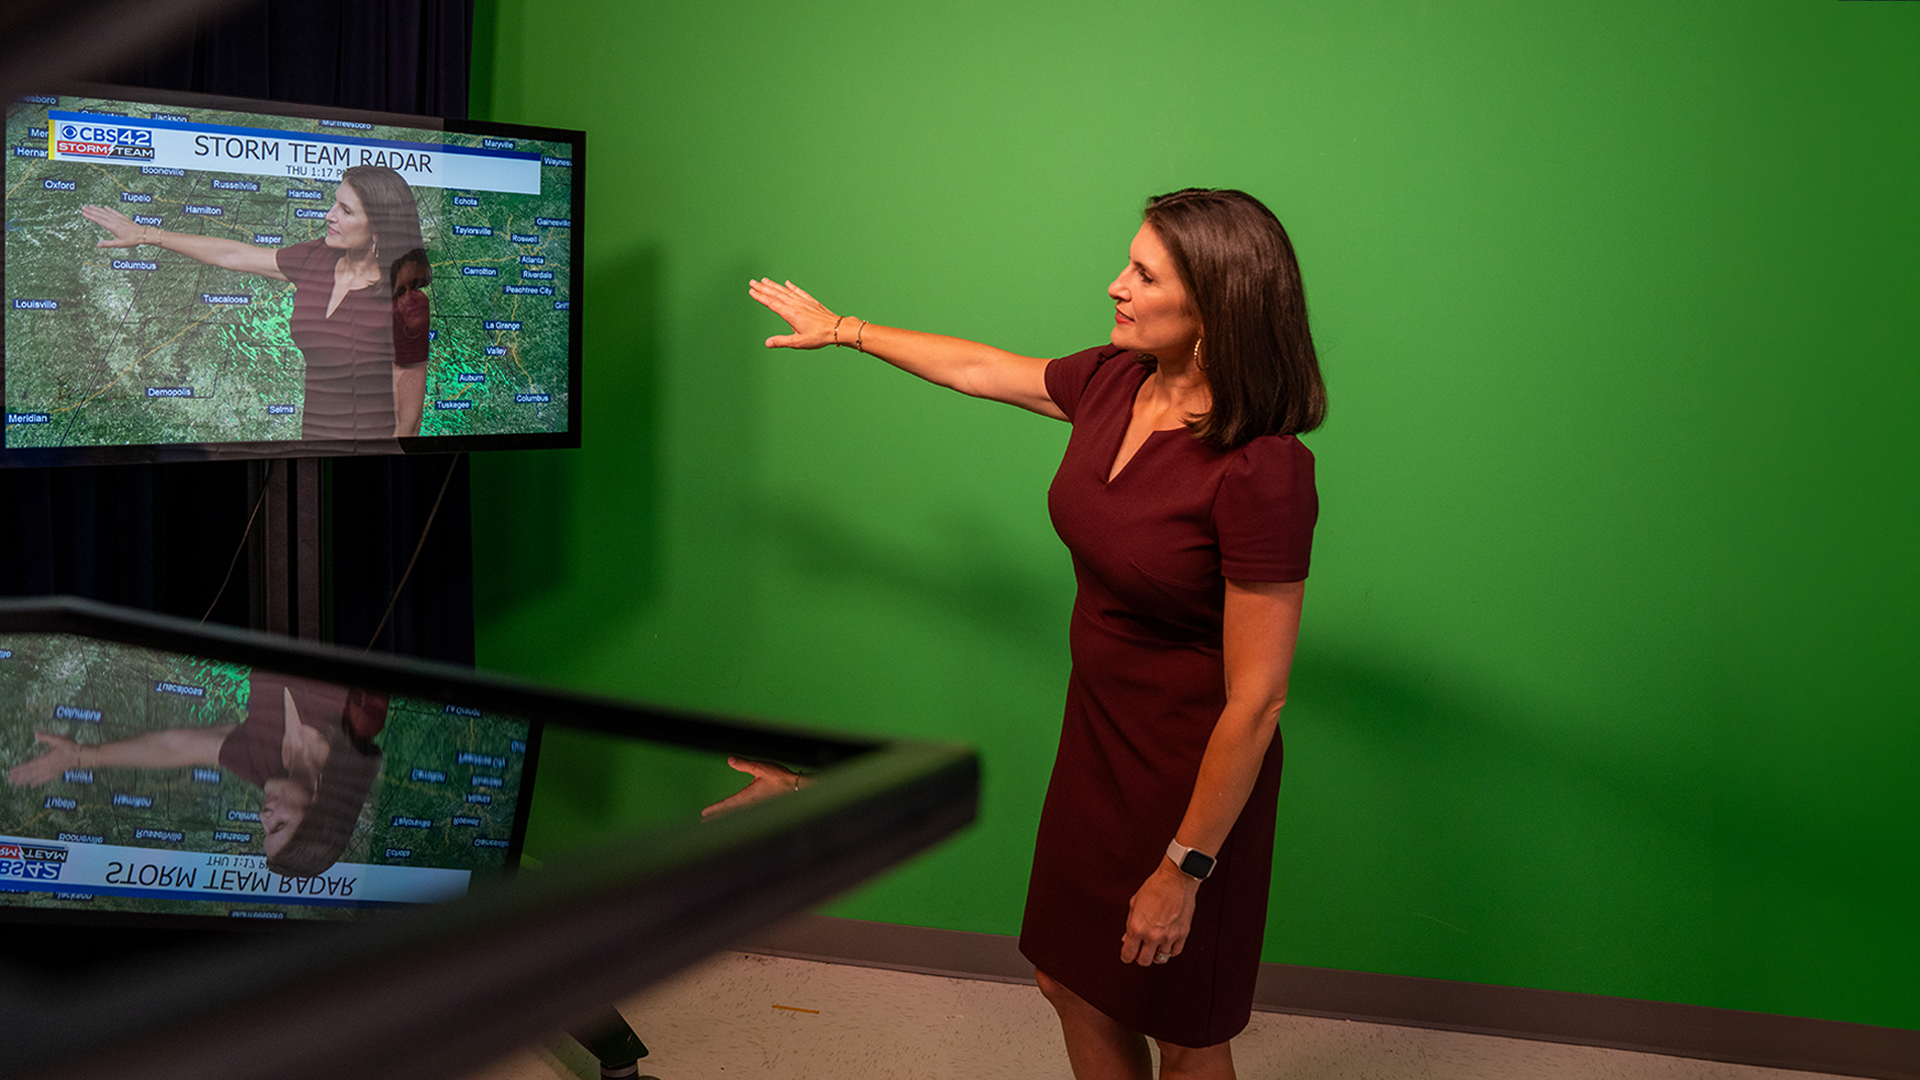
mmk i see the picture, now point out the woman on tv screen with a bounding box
[79,164,431,441]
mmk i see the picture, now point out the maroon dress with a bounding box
[1019,345,1317,1048]
[276,239,396,440]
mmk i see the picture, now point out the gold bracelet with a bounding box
[854,319,868,354]
[831,315,846,345]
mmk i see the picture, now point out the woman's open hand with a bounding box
[1119,860,1200,967]
[700,756,811,819]
[7,731,83,788]
[81,204,148,248]
[748,278,853,350]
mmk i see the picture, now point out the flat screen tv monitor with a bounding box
[1,84,583,465]
[0,624,538,929]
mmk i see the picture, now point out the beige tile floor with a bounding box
[465,952,1852,1080]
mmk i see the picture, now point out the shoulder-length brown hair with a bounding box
[339,164,428,296]
[1141,188,1327,447]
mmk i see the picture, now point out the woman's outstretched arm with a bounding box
[749,278,1064,420]
[82,204,287,281]
[6,725,237,787]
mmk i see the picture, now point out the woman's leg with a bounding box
[1155,1038,1235,1080]
[1035,968,1151,1080]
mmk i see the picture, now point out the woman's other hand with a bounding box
[81,204,147,248]
[7,731,83,787]
[700,756,811,819]
[1119,860,1200,967]
[748,278,853,350]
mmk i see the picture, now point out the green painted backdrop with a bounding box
[467,1,1919,1031]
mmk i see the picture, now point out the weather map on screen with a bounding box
[0,634,532,922]
[3,89,579,454]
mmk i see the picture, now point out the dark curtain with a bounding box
[0,0,477,664]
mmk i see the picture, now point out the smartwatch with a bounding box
[1166,839,1215,881]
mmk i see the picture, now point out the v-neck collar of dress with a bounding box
[1104,362,1190,486]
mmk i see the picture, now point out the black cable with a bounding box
[201,458,276,624]
[364,452,464,652]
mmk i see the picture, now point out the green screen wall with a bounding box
[467,1,1918,1031]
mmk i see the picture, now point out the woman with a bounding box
[389,247,434,437]
[80,164,431,441]
[748,188,1324,1080]
[7,672,387,879]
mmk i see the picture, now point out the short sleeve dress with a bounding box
[1018,345,1318,1048]
[217,671,351,788]
[276,239,397,441]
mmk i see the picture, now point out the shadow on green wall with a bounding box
[1275,638,1913,1026]
[474,246,665,627]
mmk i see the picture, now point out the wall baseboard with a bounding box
[737,915,1917,1080]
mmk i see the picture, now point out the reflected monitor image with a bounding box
[0,632,536,924]
[2,85,584,464]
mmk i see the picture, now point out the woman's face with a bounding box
[1108,224,1202,360]
[325,180,374,252]
[259,776,311,858]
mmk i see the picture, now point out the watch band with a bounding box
[1166,839,1215,881]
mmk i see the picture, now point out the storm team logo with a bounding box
[53,121,156,161]
[0,842,68,882]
